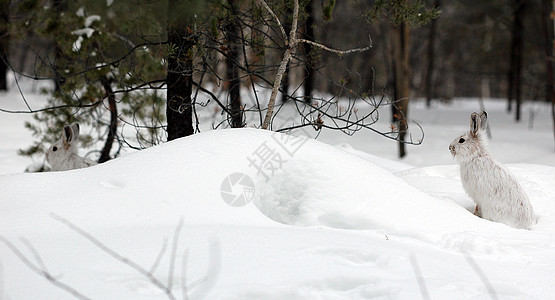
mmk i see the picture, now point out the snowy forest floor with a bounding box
[1,86,555,299]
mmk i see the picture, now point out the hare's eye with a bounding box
[459,138,465,143]
[52,146,58,152]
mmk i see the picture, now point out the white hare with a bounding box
[45,123,97,171]
[449,111,536,229]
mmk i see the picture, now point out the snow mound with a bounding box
[2,128,555,299]
[3,128,552,240]
[253,134,480,241]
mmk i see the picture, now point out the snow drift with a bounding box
[1,128,555,299]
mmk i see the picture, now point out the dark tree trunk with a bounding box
[381,24,396,122]
[166,0,194,141]
[514,1,524,122]
[392,22,410,158]
[543,0,555,149]
[99,77,117,163]
[507,0,525,120]
[425,0,440,108]
[281,5,292,103]
[52,0,67,92]
[281,69,290,103]
[303,0,315,103]
[226,0,243,128]
[0,0,9,91]
[541,0,554,104]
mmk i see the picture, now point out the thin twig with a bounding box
[297,35,372,55]
[0,236,92,300]
[181,248,190,300]
[149,238,169,274]
[168,218,184,291]
[409,254,431,300]
[256,0,287,41]
[20,237,52,277]
[461,249,499,300]
[191,81,233,115]
[50,214,176,300]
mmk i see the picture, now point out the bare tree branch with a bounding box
[261,0,300,130]
[181,248,190,300]
[259,0,374,130]
[409,254,431,300]
[149,238,169,274]
[20,237,52,276]
[297,35,372,55]
[256,0,288,41]
[168,218,184,292]
[50,214,177,300]
[0,236,91,300]
[461,248,499,300]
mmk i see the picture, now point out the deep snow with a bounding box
[1,78,555,299]
[1,127,555,299]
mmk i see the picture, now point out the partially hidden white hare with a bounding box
[449,111,536,229]
[45,123,97,171]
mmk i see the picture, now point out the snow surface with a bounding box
[1,81,555,299]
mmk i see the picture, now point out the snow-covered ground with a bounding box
[1,83,555,299]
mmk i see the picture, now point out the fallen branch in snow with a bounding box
[461,249,499,300]
[149,237,169,274]
[184,240,222,299]
[409,254,431,300]
[0,236,91,300]
[1,214,208,299]
[168,218,184,293]
[50,213,180,300]
[181,248,191,300]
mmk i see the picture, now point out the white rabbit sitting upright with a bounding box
[45,123,97,171]
[449,111,536,229]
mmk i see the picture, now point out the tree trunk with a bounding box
[166,0,194,141]
[541,0,554,104]
[544,0,555,149]
[392,23,410,158]
[425,0,440,108]
[261,0,299,130]
[0,0,9,91]
[281,5,293,104]
[226,0,243,128]
[99,77,117,163]
[514,0,524,122]
[303,0,315,103]
[508,0,525,120]
[52,0,67,93]
[281,69,290,103]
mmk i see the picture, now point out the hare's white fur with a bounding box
[45,123,97,171]
[449,112,536,229]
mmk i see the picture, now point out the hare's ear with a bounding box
[479,111,488,132]
[70,123,80,139]
[470,112,480,138]
[63,125,74,145]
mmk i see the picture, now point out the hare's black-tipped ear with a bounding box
[479,111,488,131]
[63,125,74,144]
[70,123,80,138]
[470,112,480,138]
